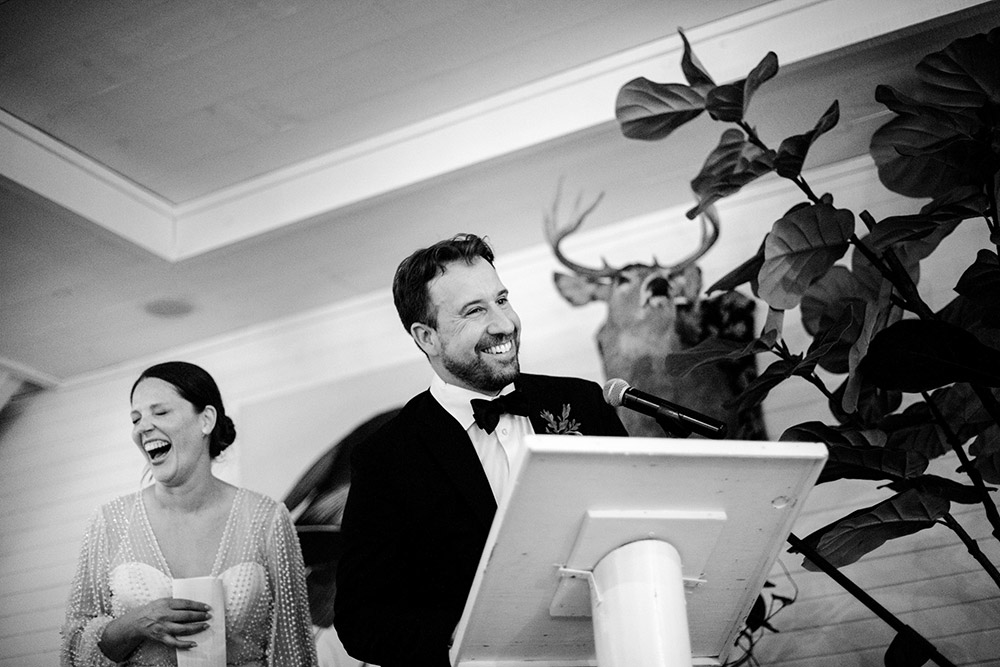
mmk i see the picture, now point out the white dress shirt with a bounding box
[429,373,535,503]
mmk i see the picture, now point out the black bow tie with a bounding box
[471,390,530,434]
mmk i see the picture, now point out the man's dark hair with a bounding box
[392,233,495,332]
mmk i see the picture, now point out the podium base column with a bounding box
[590,539,692,667]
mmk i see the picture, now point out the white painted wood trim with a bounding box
[1,0,986,262]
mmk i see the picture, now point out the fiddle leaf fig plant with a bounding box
[614,26,1000,667]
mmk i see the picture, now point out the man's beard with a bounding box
[442,338,520,394]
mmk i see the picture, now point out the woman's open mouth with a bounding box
[143,439,172,463]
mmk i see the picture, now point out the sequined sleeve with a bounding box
[61,508,119,667]
[265,502,319,667]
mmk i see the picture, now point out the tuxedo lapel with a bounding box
[517,374,597,436]
[516,376,550,435]
[410,393,497,528]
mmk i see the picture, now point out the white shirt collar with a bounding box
[429,372,516,431]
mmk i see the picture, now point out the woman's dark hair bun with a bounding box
[213,415,237,456]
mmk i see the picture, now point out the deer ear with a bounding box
[553,272,612,306]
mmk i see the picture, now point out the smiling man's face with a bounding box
[412,257,521,395]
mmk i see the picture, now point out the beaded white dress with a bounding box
[61,487,319,667]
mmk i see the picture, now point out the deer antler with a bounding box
[545,183,721,278]
[544,182,621,279]
[666,202,720,276]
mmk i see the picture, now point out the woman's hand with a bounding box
[99,597,213,661]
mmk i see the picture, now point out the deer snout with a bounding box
[642,274,692,310]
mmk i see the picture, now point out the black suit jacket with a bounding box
[333,373,627,667]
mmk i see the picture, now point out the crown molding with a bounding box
[0,0,987,261]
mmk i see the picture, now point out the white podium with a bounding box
[450,435,827,667]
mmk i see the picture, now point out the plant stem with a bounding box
[940,513,1000,590]
[849,234,893,282]
[794,175,820,204]
[804,372,836,402]
[738,121,769,153]
[881,248,935,319]
[922,390,1000,542]
[786,533,957,667]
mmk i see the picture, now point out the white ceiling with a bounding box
[1,0,997,390]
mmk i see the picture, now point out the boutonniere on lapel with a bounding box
[540,404,582,435]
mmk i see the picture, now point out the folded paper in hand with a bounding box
[171,576,226,667]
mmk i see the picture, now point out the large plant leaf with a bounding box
[665,330,776,378]
[801,269,868,374]
[705,240,765,294]
[758,202,854,310]
[904,186,987,262]
[886,474,987,504]
[916,26,1000,108]
[885,627,935,667]
[795,488,949,570]
[893,134,998,183]
[829,376,902,427]
[800,266,867,336]
[725,356,800,413]
[970,424,1000,484]
[955,249,1000,324]
[881,398,956,461]
[820,444,929,485]
[616,78,706,140]
[874,84,979,134]
[774,101,840,178]
[803,307,860,370]
[688,129,775,217]
[869,113,981,199]
[782,422,927,484]
[842,269,901,414]
[882,385,1000,464]
[933,383,1000,443]
[937,294,1000,352]
[867,184,985,254]
[861,319,1000,391]
[781,421,873,448]
[708,200,817,294]
[705,51,778,122]
[726,345,826,413]
[677,29,715,93]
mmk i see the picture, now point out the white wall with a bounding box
[1,156,995,666]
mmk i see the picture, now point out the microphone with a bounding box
[603,378,728,439]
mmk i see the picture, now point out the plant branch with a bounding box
[881,248,935,319]
[921,390,1000,542]
[793,175,820,204]
[738,120,769,153]
[786,533,957,667]
[849,234,892,280]
[803,372,836,402]
[939,513,1000,590]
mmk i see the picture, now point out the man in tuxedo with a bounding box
[334,233,627,667]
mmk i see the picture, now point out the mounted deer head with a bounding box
[545,187,766,440]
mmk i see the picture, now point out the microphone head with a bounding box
[602,378,630,407]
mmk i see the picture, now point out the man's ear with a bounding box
[410,322,438,357]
